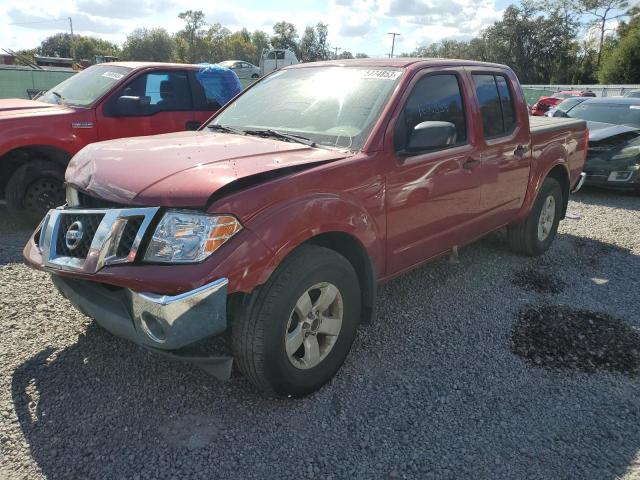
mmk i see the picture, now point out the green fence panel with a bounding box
[0,68,75,99]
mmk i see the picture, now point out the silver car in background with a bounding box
[219,60,260,79]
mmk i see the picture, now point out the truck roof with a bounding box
[288,58,512,70]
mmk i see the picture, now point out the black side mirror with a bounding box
[115,95,142,116]
[406,121,457,153]
[553,110,569,118]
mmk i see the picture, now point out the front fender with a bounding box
[245,193,384,287]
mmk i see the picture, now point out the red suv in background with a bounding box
[531,90,596,116]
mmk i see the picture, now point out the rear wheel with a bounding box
[232,245,361,397]
[507,177,563,256]
[6,160,65,215]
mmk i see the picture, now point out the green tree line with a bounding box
[15,3,640,83]
[401,0,639,83]
[17,12,368,68]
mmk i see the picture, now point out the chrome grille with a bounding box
[38,207,160,273]
[55,213,105,258]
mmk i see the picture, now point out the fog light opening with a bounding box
[140,312,167,343]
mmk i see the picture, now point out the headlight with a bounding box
[143,211,242,263]
[611,146,640,161]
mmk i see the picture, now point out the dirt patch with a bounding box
[512,268,564,294]
[512,305,640,375]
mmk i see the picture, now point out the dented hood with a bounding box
[67,131,347,207]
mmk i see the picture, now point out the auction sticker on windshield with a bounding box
[101,71,125,80]
[361,70,402,80]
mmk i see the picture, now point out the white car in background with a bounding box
[219,60,261,79]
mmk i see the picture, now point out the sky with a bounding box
[2,0,516,58]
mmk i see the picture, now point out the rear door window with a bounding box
[472,74,517,138]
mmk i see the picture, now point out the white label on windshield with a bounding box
[361,69,402,80]
[102,71,124,80]
[630,105,640,109]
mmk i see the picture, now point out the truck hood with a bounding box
[585,121,640,172]
[67,131,348,207]
[587,120,640,142]
[0,98,73,119]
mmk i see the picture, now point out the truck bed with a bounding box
[529,115,586,134]
[529,115,588,191]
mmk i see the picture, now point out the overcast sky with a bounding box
[2,0,514,57]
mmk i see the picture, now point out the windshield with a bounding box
[38,65,132,107]
[568,103,640,127]
[557,97,585,112]
[210,66,403,151]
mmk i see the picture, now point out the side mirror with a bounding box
[553,110,569,118]
[407,121,457,153]
[115,95,142,116]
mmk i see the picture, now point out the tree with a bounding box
[205,23,231,62]
[355,52,370,58]
[404,4,579,83]
[251,30,271,64]
[271,21,299,54]
[176,10,208,62]
[121,28,175,62]
[599,7,640,82]
[580,0,630,67]
[226,29,257,63]
[299,23,330,61]
[338,51,354,59]
[37,33,118,61]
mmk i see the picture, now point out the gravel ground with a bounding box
[1,188,639,480]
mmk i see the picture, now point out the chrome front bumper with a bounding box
[52,275,228,351]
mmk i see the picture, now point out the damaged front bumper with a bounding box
[52,274,233,379]
[583,166,640,190]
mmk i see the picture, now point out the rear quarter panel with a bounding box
[520,118,587,219]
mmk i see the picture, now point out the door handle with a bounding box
[463,159,481,170]
[514,145,528,156]
[185,121,202,131]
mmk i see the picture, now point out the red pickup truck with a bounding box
[24,59,588,397]
[0,62,233,213]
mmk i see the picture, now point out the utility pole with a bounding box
[387,32,400,58]
[69,17,75,62]
[334,47,341,59]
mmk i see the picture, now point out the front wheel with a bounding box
[232,245,361,397]
[507,177,563,256]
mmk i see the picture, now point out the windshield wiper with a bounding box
[51,91,65,105]
[242,129,316,147]
[207,124,244,135]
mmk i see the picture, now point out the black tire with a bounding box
[507,177,563,256]
[232,245,361,397]
[251,73,259,78]
[6,160,66,215]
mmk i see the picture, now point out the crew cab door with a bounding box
[385,70,485,274]
[468,70,531,227]
[97,69,211,141]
